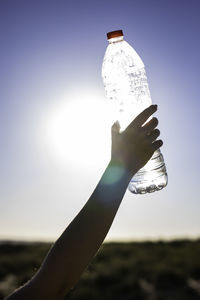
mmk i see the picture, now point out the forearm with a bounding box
[29,160,133,298]
[5,105,161,300]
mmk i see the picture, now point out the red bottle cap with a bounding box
[107,30,123,39]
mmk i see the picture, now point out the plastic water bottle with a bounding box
[101,30,168,194]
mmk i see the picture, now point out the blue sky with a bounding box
[0,0,200,241]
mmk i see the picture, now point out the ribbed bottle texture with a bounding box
[101,31,168,194]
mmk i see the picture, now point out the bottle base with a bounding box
[128,149,168,194]
[128,178,167,194]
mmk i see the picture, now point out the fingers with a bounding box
[142,117,158,133]
[128,105,157,130]
[147,128,160,142]
[152,139,163,152]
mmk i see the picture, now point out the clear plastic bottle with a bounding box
[101,30,168,194]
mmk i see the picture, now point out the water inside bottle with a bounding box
[102,33,168,194]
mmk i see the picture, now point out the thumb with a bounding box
[111,121,120,137]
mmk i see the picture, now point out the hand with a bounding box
[111,105,163,176]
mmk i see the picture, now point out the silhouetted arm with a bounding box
[5,105,162,300]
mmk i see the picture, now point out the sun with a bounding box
[42,88,113,169]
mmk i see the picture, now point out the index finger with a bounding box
[127,105,157,129]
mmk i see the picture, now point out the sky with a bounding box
[0,0,200,242]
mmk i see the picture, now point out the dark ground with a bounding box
[0,240,200,300]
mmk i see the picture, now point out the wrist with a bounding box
[110,157,138,179]
[94,159,133,208]
[107,158,133,185]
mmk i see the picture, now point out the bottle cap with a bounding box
[107,30,123,39]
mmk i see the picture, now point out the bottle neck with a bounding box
[108,36,124,44]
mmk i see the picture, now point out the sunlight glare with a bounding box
[42,89,112,169]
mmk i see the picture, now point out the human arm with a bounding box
[5,105,162,300]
